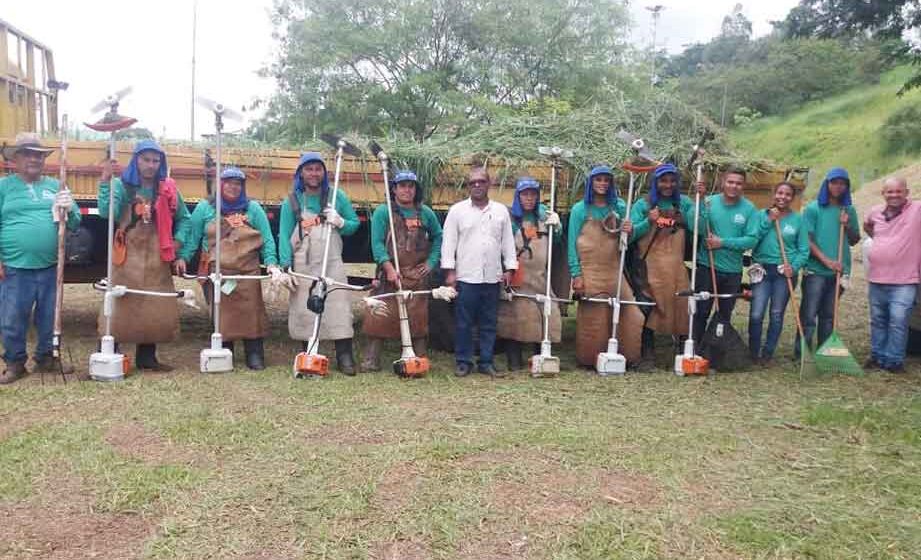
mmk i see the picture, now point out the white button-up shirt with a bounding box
[441,198,518,284]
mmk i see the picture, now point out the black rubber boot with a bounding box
[505,340,524,372]
[361,337,382,372]
[223,340,235,356]
[335,338,356,376]
[243,339,265,371]
[136,344,173,372]
[642,328,656,361]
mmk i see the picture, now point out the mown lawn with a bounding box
[1,262,919,559]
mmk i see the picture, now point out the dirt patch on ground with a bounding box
[593,468,662,510]
[370,461,424,515]
[369,538,432,560]
[303,423,396,446]
[104,421,202,466]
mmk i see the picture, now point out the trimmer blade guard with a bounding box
[84,115,137,133]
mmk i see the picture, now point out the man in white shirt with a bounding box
[442,167,518,376]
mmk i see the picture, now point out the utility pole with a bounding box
[646,4,665,87]
[191,0,198,141]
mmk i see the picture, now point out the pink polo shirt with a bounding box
[866,200,921,285]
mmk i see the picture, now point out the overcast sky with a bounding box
[6,0,800,141]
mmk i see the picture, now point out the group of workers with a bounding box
[1,132,919,384]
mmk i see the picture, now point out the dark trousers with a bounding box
[455,281,500,367]
[693,266,742,343]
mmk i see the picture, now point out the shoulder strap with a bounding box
[288,191,304,241]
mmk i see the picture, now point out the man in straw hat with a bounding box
[0,133,81,383]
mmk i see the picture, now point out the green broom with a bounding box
[814,220,863,376]
[774,220,813,379]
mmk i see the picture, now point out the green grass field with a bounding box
[1,260,920,559]
[731,66,921,193]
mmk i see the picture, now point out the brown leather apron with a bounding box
[575,212,643,366]
[203,215,268,341]
[362,211,432,338]
[288,209,353,341]
[496,221,562,342]
[99,195,179,343]
[636,209,689,335]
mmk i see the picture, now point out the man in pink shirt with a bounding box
[863,177,921,372]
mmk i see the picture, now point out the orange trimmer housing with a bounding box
[681,355,710,376]
[294,352,329,378]
[393,356,430,378]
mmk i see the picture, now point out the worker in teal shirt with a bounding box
[693,165,759,342]
[360,170,442,372]
[748,182,809,363]
[180,167,280,370]
[797,167,861,355]
[0,133,80,383]
[278,152,361,374]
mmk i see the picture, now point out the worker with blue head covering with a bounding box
[178,166,280,370]
[359,170,443,372]
[629,163,697,357]
[96,139,191,372]
[495,177,563,371]
[566,165,644,369]
[278,151,361,374]
[797,167,861,355]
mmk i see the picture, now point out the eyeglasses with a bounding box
[467,179,488,186]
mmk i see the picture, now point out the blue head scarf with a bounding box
[817,167,852,207]
[511,177,540,220]
[649,163,681,206]
[217,166,249,215]
[583,165,616,206]
[391,170,423,205]
[293,152,329,200]
[121,139,168,187]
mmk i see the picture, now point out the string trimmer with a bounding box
[86,87,136,382]
[196,97,243,373]
[292,134,362,378]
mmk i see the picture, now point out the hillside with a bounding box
[730,66,921,194]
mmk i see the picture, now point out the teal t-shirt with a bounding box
[802,200,860,276]
[751,210,809,272]
[567,199,628,278]
[277,188,359,268]
[370,203,442,269]
[178,199,278,266]
[0,174,81,269]
[697,194,759,274]
[630,195,696,242]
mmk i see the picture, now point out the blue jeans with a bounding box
[1,266,56,364]
[869,283,917,369]
[796,274,838,356]
[455,281,500,368]
[749,265,795,359]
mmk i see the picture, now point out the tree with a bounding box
[255,0,632,143]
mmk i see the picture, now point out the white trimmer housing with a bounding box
[200,333,233,373]
[89,335,125,382]
[596,337,627,376]
[529,341,560,377]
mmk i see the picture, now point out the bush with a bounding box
[880,103,921,154]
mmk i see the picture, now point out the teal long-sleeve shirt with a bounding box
[178,199,278,266]
[278,188,359,268]
[0,174,81,269]
[802,200,860,276]
[97,178,191,242]
[629,195,696,242]
[751,210,809,272]
[697,195,759,274]
[370,203,442,269]
[567,199,628,278]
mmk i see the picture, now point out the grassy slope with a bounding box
[731,66,921,193]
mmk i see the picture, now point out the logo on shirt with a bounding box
[783,224,796,235]
[733,214,745,225]
[41,190,56,201]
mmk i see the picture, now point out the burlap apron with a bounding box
[99,197,179,344]
[361,211,431,338]
[636,212,689,335]
[496,222,562,343]
[575,214,643,366]
[203,216,268,341]
[288,209,353,341]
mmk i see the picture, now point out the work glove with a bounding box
[179,289,201,310]
[52,188,74,221]
[430,285,458,301]
[363,297,389,317]
[323,207,345,229]
[270,266,296,293]
[544,211,561,227]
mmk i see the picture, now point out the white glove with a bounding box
[363,297,389,317]
[268,265,284,284]
[323,207,345,229]
[544,210,561,227]
[52,188,73,221]
[431,286,458,301]
[179,289,200,310]
[501,289,514,301]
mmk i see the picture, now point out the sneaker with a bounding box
[455,362,472,377]
[0,361,27,384]
[32,355,75,375]
[884,363,906,374]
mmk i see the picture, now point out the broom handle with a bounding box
[705,206,719,299]
[774,218,806,338]
[833,219,845,331]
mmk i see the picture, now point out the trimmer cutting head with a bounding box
[294,352,329,378]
